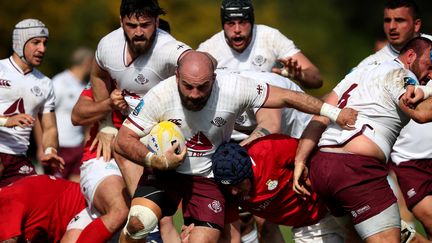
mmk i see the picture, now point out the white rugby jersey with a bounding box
[52,70,85,147]
[96,28,191,111]
[225,70,311,140]
[391,81,432,164]
[125,73,269,177]
[0,57,55,155]
[319,59,417,161]
[357,33,432,67]
[198,25,300,72]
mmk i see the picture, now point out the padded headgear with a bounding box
[212,142,253,185]
[12,19,49,60]
[221,0,254,26]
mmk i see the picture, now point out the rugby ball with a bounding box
[146,121,185,155]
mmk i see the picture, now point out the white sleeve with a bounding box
[236,76,269,110]
[42,80,56,114]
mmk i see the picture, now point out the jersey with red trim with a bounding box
[95,28,191,112]
[0,175,86,242]
[240,134,327,227]
[80,87,125,162]
[125,73,269,177]
[0,58,55,155]
[198,25,300,72]
[319,59,418,161]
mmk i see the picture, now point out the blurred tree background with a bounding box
[0,0,431,96]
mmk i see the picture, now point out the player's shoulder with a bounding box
[198,30,225,50]
[255,24,282,36]
[97,27,124,51]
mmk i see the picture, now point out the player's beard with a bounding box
[411,58,424,81]
[178,87,211,112]
[125,30,156,56]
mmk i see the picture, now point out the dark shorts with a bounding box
[135,170,226,229]
[390,159,432,210]
[44,146,83,178]
[0,152,36,187]
[310,151,396,224]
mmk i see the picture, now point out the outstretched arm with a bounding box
[263,85,357,130]
[272,52,322,89]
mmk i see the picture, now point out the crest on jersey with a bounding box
[211,117,227,127]
[403,77,417,88]
[235,114,247,125]
[30,86,43,97]
[208,200,222,213]
[252,55,266,67]
[266,179,278,191]
[134,74,149,85]
[132,99,144,116]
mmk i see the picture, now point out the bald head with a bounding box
[176,51,216,111]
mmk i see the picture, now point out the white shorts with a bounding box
[66,207,93,230]
[292,214,345,243]
[80,157,123,218]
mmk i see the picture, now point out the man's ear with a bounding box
[406,49,417,66]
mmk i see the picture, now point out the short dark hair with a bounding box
[400,36,432,57]
[158,19,171,33]
[384,0,420,19]
[120,0,166,19]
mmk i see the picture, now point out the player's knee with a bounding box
[123,205,158,239]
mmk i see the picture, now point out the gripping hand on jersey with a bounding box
[2,114,35,128]
[110,89,128,113]
[145,141,187,170]
[336,107,358,130]
[40,149,65,171]
[293,160,311,197]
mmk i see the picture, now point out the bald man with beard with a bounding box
[114,51,357,243]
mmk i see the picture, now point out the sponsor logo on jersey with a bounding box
[30,86,43,97]
[132,99,144,116]
[186,131,213,155]
[208,200,222,213]
[168,119,182,126]
[351,205,371,218]
[252,55,266,67]
[134,74,149,85]
[407,188,416,198]
[211,117,227,127]
[403,77,417,88]
[266,179,278,191]
[18,165,34,175]
[177,44,186,50]
[0,79,11,88]
[252,197,275,211]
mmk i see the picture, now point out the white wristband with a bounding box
[0,117,8,126]
[44,147,57,155]
[144,151,154,167]
[320,103,341,123]
[415,85,432,100]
